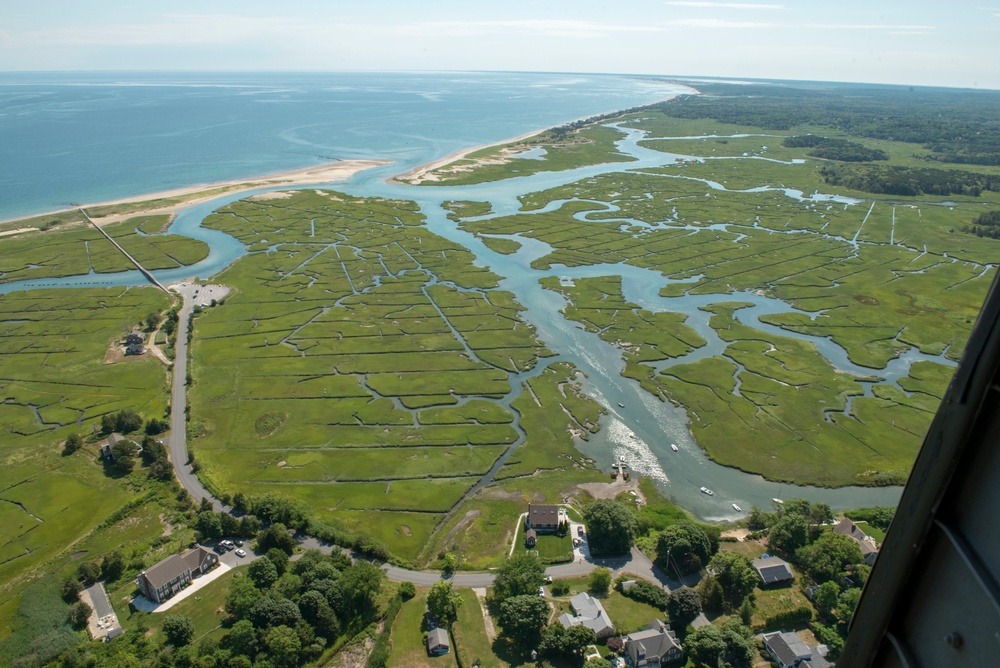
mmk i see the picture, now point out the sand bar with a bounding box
[1,159,390,228]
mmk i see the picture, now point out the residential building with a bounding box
[625,619,683,665]
[752,556,795,586]
[136,545,218,604]
[558,592,614,638]
[834,518,879,565]
[124,343,144,356]
[526,504,562,532]
[427,627,450,655]
[100,433,124,460]
[761,631,831,668]
[525,528,537,547]
[125,332,145,345]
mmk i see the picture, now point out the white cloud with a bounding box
[395,20,664,38]
[671,18,774,28]
[666,2,785,8]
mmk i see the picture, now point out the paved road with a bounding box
[167,284,227,512]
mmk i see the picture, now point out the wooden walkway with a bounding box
[81,209,169,293]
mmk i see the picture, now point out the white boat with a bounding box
[628,431,635,439]
[772,498,784,505]
[732,503,742,512]
[618,402,625,408]
[619,455,626,462]
[671,443,679,452]
[700,486,714,496]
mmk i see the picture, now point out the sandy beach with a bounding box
[1,159,390,228]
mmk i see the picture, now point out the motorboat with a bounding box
[619,455,626,462]
[671,443,679,452]
[732,503,742,512]
[700,486,714,496]
[618,402,625,408]
[772,498,784,505]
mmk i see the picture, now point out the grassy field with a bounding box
[553,576,663,635]
[187,190,557,563]
[387,588,459,668]
[452,589,506,668]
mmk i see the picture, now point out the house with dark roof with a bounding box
[124,343,145,356]
[625,619,684,665]
[125,332,145,345]
[761,631,831,668]
[558,592,614,639]
[752,556,795,586]
[427,627,450,655]
[136,546,218,603]
[525,528,537,547]
[834,518,879,565]
[526,504,562,532]
[100,433,125,460]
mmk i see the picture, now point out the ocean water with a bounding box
[0,71,677,220]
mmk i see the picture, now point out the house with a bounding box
[761,631,831,668]
[125,332,145,345]
[427,627,450,656]
[625,619,684,666]
[124,343,145,356]
[136,545,218,603]
[100,433,125,460]
[752,556,795,586]
[525,528,537,548]
[834,518,879,565]
[558,592,614,639]
[526,504,562,532]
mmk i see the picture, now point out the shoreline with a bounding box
[0,159,391,228]
[389,83,700,185]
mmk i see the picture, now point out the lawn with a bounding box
[554,576,664,635]
[388,588,459,668]
[511,522,573,563]
[142,565,248,644]
[452,589,506,668]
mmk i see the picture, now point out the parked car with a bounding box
[234,539,244,547]
[235,548,247,558]
[213,544,226,555]
[538,587,545,596]
[577,526,585,536]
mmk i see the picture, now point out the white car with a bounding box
[235,548,247,558]
[538,587,545,596]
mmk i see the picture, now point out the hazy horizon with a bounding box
[2,1,998,89]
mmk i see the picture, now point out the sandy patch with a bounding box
[247,191,294,201]
[721,528,751,541]
[575,478,642,501]
[0,227,39,238]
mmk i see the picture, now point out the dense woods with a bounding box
[658,83,1000,166]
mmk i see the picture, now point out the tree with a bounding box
[795,532,863,582]
[836,587,862,626]
[540,623,596,658]
[114,409,143,434]
[145,312,163,332]
[588,567,612,596]
[226,575,262,619]
[738,596,754,626]
[767,514,809,554]
[655,521,711,575]
[225,619,258,657]
[77,561,100,586]
[100,413,117,435]
[746,505,775,531]
[698,575,724,613]
[684,619,754,668]
[337,561,383,616]
[63,433,83,455]
[110,439,139,474]
[68,601,92,629]
[265,625,301,668]
[239,515,262,538]
[255,523,296,555]
[667,587,702,629]
[61,576,83,603]
[266,548,289,576]
[441,552,458,574]
[399,581,416,600]
[583,499,638,556]
[814,581,841,618]
[492,553,545,602]
[248,558,280,590]
[144,418,169,435]
[163,614,196,646]
[249,597,301,630]
[101,550,125,581]
[707,552,758,611]
[497,595,549,646]
[427,580,462,626]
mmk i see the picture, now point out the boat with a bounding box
[619,455,626,462]
[732,503,742,512]
[628,431,635,439]
[772,498,784,505]
[671,443,679,452]
[618,402,625,408]
[700,486,714,496]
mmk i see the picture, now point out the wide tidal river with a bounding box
[0,72,919,518]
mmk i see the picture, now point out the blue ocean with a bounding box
[0,71,674,220]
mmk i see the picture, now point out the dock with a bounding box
[81,209,169,293]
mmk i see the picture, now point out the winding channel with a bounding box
[2,123,958,519]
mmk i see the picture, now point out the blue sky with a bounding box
[2,1,999,88]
